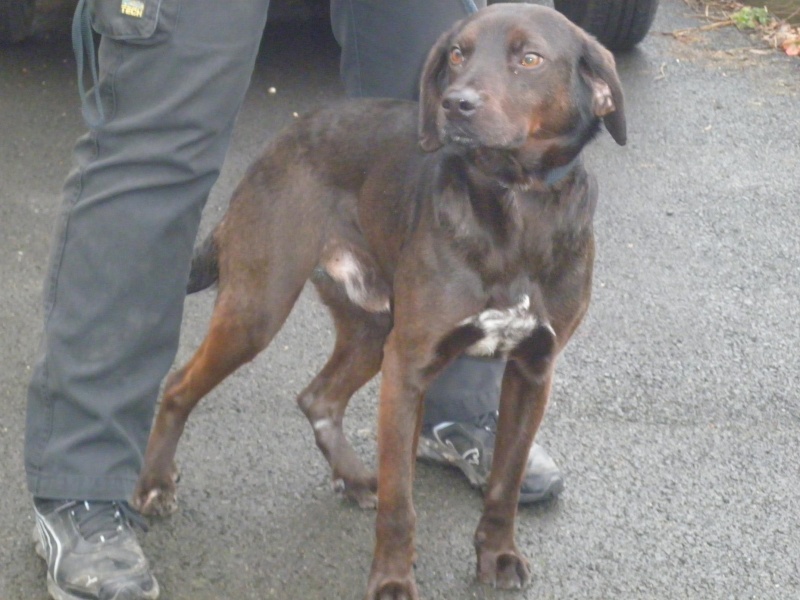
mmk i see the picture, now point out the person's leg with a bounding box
[27,0,270,505]
[27,0,270,597]
[330,0,563,504]
[331,0,481,100]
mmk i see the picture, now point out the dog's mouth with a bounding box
[440,121,479,147]
[441,121,526,152]
[443,132,480,148]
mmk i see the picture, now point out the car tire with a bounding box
[553,0,659,51]
[0,0,36,43]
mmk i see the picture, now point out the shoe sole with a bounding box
[417,438,564,505]
[518,472,564,505]
[32,526,160,600]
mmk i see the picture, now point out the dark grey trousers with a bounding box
[25,0,494,501]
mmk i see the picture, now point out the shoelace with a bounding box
[472,410,499,433]
[60,501,148,542]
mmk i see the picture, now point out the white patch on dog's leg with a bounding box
[143,488,164,511]
[331,252,366,304]
[313,418,334,432]
[325,251,391,313]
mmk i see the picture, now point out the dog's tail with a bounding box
[186,232,220,294]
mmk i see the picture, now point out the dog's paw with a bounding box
[132,472,179,517]
[476,547,531,589]
[365,576,419,600]
[134,486,178,517]
[332,475,378,510]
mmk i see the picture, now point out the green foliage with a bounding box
[731,6,772,30]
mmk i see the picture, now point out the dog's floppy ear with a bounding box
[579,37,627,146]
[418,24,459,152]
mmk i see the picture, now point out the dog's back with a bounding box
[188,99,430,294]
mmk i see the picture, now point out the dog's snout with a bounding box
[441,89,481,119]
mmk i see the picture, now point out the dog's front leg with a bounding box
[365,331,425,600]
[474,359,555,589]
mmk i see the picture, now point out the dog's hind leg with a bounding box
[297,271,392,509]
[132,258,315,516]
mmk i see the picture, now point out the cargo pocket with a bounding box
[73,0,182,127]
[90,0,181,44]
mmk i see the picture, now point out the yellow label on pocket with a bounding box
[120,0,145,18]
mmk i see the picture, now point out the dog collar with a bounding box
[541,157,580,186]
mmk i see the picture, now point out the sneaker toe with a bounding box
[518,443,564,504]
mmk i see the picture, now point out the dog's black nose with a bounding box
[441,89,481,118]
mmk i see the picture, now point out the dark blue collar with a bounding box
[541,157,581,186]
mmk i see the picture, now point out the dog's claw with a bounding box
[365,577,419,600]
[476,549,531,590]
[352,491,378,510]
[332,477,378,510]
[143,489,177,516]
[133,480,179,517]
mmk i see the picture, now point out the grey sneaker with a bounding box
[33,498,159,600]
[417,411,564,504]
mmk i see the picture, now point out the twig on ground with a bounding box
[670,0,800,57]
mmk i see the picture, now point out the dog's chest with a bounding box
[459,295,549,357]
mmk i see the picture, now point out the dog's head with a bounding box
[419,3,626,170]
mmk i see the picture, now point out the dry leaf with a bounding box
[782,39,800,56]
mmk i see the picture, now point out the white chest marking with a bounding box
[461,295,539,357]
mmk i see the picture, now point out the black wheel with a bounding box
[0,0,36,43]
[553,0,659,51]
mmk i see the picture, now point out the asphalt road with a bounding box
[1,2,799,599]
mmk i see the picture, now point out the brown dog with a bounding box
[132,4,625,598]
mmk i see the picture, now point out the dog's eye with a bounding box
[520,52,543,68]
[449,47,465,66]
